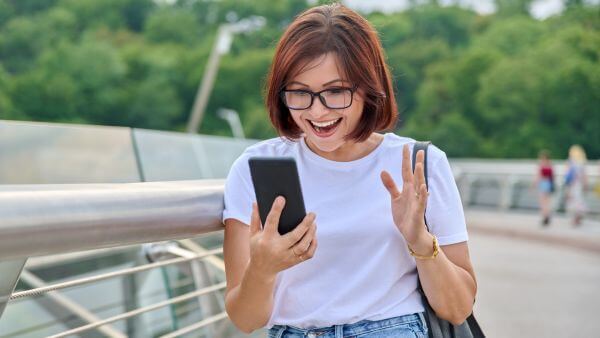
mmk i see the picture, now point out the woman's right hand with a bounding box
[247,196,317,280]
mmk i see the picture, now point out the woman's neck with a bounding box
[304,133,384,162]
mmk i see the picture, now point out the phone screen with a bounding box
[248,157,307,235]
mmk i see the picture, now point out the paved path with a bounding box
[467,209,600,253]
[466,210,600,338]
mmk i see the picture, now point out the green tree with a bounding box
[473,16,545,56]
[475,21,600,158]
[0,1,14,27]
[426,113,482,157]
[0,64,15,118]
[12,39,126,124]
[534,26,600,158]
[386,38,452,124]
[144,6,201,45]
[122,0,153,31]
[119,39,191,128]
[368,12,414,49]
[0,16,45,72]
[0,7,77,73]
[187,0,308,29]
[564,0,585,8]
[3,0,58,15]
[494,0,534,17]
[124,76,182,129]
[11,69,80,121]
[407,4,476,47]
[444,48,499,128]
[57,0,132,31]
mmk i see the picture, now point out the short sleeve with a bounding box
[222,156,255,226]
[425,149,469,245]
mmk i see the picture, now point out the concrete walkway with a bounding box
[467,209,600,254]
[466,209,600,338]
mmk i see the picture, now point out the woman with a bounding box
[564,145,588,226]
[536,150,555,226]
[222,4,477,337]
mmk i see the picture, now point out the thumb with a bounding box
[249,203,261,236]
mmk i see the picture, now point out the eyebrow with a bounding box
[288,79,349,88]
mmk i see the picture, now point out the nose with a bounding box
[307,96,330,119]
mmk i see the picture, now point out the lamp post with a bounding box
[217,108,245,139]
[186,16,266,134]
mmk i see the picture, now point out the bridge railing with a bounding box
[452,159,600,215]
[0,119,598,337]
[0,181,246,338]
[0,120,261,337]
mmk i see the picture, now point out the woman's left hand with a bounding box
[380,144,429,247]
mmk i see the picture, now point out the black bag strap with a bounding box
[412,141,432,231]
[411,141,485,338]
[467,315,485,338]
[411,141,431,183]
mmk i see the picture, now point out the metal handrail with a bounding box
[0,179,235,337]
[0,180,226,260]
[8,247,227,337]
[9,248,223,301]
[47,282,227,338]
[18,270,126,338]
[451,159,600,176]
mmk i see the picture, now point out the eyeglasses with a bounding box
[280,86,357,110]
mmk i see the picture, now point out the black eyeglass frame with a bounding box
[280,85,358,110]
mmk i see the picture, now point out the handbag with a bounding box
[412,141,485,338]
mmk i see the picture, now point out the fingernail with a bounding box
[277,196,285,205]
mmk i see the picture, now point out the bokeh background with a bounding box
[0,0,598,159]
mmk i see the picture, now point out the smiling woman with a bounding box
[282,53,369,158]
[221,3,478,338]
[265,5,397,155]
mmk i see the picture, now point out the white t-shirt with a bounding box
[222,133,468,329]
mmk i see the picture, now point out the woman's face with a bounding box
[286,53,364,155]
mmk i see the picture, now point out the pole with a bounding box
[186,26,232,134]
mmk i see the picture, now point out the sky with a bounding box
[344,0,598,19]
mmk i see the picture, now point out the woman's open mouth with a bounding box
[308,118,342,138]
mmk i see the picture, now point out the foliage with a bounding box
[0,0,598,159]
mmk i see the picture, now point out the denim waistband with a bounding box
[270,312,426,338]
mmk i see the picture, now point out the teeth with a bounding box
[310,118,341,128]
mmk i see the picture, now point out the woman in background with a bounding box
[536,150,554,226]
[564,145,588,226]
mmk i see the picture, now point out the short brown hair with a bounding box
[265,3,397,142]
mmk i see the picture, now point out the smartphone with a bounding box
[248,157,307,235]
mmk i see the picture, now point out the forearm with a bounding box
[225,261,276,333]
[412,234,477,325]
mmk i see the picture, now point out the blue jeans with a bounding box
[267,312,428,338]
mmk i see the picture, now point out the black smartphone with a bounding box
[248,157,307,235]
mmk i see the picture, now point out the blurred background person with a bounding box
[564,144,588,226]
[535,149,555,226]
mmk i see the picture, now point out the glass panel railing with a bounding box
[195,135,257,179]
[132,128,257,181]
[0,120,264,337]
[0,120,140,184]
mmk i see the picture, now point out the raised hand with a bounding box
[380,144,430,248]
[248,196,318,278]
